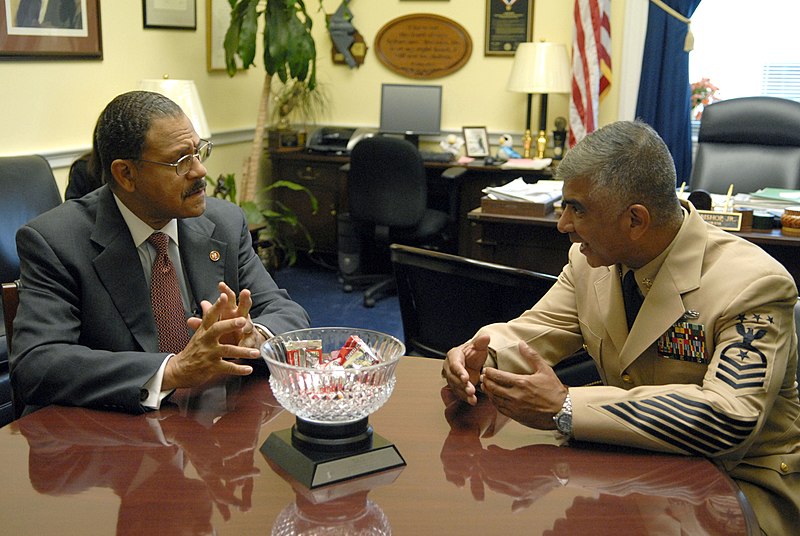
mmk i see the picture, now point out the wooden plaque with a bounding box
[374,14,472,79]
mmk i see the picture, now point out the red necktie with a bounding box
[148,232,190,353]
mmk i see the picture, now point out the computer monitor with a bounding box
[379,83,442,147]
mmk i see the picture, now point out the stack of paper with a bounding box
[482,178,563,204]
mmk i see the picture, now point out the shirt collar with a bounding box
[113,193,179,248]
[620,206,688,294]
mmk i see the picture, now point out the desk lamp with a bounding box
[506,42,571,159]
[139,77,211,139]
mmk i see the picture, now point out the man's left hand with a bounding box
[187,282,265,349]
[480,341,568,430]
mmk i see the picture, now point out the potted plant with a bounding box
[209,173,318,271]
[223,0,321,201]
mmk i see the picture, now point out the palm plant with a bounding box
[223,0,319,201]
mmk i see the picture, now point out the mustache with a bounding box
[183,179,207,199]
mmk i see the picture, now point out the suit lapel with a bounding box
[90,188,158,352]
[618,206,707,370]
[594,268,629,354]
[179,216,227,307]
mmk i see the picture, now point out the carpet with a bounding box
[271,256,404,344]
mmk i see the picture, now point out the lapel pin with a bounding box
[209,251,220,262]
[642,278,653,290]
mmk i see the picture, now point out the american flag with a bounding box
[569,0,612,147]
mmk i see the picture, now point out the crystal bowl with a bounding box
[261,327,405,424]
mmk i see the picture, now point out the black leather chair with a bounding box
[339,137,452,307]
[0,155,62,426]
[390,244,601,387]
[690,96,800,194]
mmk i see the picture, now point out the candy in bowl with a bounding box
[260,328,407,488]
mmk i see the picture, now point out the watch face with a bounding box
[557,413,572,433]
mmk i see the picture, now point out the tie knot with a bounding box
[148,232,170,255]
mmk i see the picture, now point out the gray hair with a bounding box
[555,121,682,226]
[93,91,184,187]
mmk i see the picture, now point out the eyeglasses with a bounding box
[137,139,213,176]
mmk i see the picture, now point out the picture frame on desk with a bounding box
[463,126,490,158]
[0,0,102,59]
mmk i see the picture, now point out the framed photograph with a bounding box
[463,126,490,158]
[485,0,533,56]
[143,0,196,30]
[0,0,102,59]
[207,0,239,71]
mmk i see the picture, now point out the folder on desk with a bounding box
[750,188,800,204]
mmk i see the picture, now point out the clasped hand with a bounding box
[163,282,265,390]
[443,336,568,430]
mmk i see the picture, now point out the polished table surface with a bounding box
[0,357,756,534]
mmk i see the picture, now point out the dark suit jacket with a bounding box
[10,186,310,413]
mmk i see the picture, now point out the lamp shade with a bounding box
[506,42,571,95]
[138,78,211,139]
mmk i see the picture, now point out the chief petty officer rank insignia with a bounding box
[715,313,771,390]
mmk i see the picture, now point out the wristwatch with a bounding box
[553,392,573,436]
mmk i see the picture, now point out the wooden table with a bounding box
[0,357,756,534]
[469,208,800,288]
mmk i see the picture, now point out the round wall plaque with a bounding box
[374,14,472,79]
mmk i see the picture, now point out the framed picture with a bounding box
[0,0,102,59]
[143,0,196,30]
[463,126,490,158]
[485,0,533,56]
[207,0,239,71]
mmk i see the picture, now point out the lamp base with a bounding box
[535,130,548,159]
[261,418,406,489]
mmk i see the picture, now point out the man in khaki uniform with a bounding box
[443,121,800,534]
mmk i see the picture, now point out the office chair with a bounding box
[390,244,601,387]
[339,137,451,307]
[690,96,800,194]
[0,155,62,426]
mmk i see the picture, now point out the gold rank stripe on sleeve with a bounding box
[601,393,757,456]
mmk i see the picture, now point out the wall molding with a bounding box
[37,127,256,170]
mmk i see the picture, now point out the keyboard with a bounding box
[420,151,455,163]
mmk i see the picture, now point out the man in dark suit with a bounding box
[10,90,309,414]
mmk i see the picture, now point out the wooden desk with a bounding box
[469,208,800,287]
[268,150,552,257]
[0,357,756,534]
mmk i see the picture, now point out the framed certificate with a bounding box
[485,0,533,56]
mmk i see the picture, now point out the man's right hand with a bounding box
[443,335,491,406]
[162,292,261,391]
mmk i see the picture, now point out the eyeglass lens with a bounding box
[176,140,212,175]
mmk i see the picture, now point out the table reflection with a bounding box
[17,377,282,535]
[438,388,745,535]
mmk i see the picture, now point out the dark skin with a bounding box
[443,176,682,429]
[109,114,267,391]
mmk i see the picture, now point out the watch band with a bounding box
[553,392,573,436]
